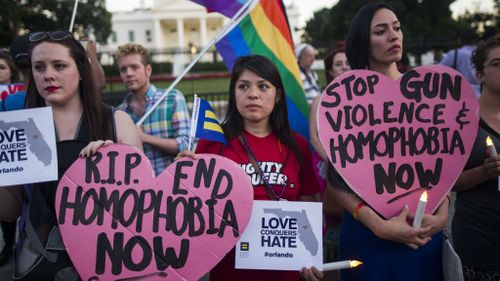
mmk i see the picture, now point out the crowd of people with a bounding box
[0,2,499,281]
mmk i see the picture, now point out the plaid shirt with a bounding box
[117,85,190,175]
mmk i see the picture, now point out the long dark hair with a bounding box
[0,51,20,83]
[26,33,112,140]
[345,2,397,70]
[323,46,346,83]
[223,55,304,167]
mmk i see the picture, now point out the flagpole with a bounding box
[136,0,257,126]
[69,0,79,32]
[188,94,199,151]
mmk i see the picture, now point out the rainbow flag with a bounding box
[190,0,246,17]
[193,0,310,140]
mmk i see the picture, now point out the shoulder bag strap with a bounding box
[452,48,458,70]
[237,135,277,201]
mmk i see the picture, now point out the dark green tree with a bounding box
[0,0,111,48]
[456,0,500,40]
[304,0,460,55]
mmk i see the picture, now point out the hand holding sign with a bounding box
[55,144,253,281]
[317,65,479,219]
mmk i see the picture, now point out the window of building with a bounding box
[146,30,152,42]
[128,30,135,42]
[111,31,117,43]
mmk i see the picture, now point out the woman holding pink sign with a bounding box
[0,30,141,280]
[182,55,322,281]
[324,3,449,281]
[453,35,500,280]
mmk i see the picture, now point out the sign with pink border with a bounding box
[55,144,253,281]
[317,65,479,218]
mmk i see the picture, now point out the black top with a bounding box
[453,118,500,270]
[17,107,116,280]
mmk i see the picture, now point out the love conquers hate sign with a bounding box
[55,144,253,281]
[317,65,479,219]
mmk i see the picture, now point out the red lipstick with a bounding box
[46,86,59,93]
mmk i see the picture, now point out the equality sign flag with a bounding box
[190,96,227,146]
[0,107,57,186]
[55,144,253,281]
[317,65,479,219]
[192,0,310,140]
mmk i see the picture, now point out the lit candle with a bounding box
[412,191,428,228]
[486,136,498,156]
[485,136,500,191]
[323,260,363,271]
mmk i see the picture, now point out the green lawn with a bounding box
[104,77,230,96]
[104,70,326,96]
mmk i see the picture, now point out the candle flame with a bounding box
[349,260,363,268]
[487,136,494,146]
[420,191,428,202]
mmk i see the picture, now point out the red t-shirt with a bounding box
[195,130,319,281]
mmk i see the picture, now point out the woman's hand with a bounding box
[299,266,324,281]
[483,155,500,179]
[371,205,432,248]
[410,195,449,239]
[79,140,114,157]
[176,150,198,160]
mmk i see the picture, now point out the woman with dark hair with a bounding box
[0,30,141,280]
[325,3,449,280]
[453,35,500,280]
[310,47,350,191]
[0,51,20,84]
[0,51,20,267]
[183,55,322,281]
[309,47,349,269]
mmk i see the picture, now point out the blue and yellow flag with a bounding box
[190,96,227,147]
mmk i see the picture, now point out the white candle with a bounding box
[323,260,362,271]
[412,191,428,228]
[486,136,500,191]
[486,136,498,156]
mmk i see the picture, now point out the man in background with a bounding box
[115,43,190,176]
[296,43,321,105]
[440,29,480,96]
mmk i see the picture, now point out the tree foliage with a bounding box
[456,0,500,40]
[0,0,111,48]
[303,0,472,54]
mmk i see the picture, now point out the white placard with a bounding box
[0,107,57,186]
[235,200,323,271]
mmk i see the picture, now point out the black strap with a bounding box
[24,211,58,262]
[237,135,277,201]
[452,48,458,70]
[110,107,118,142]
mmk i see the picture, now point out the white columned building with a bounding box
[103,0,301,72]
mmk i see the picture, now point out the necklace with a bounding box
[241,132,287,200]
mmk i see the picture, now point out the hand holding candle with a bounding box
[323,260,363,271]
[412,191,428,228]
[485,136,500,191]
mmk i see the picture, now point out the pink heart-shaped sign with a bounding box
[317,65,479,219]
[55,144,253,281]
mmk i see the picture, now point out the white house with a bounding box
[103,0,302,55]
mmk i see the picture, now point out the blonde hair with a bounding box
[116,43,151,66]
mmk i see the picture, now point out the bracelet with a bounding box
[353,201,366,221]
